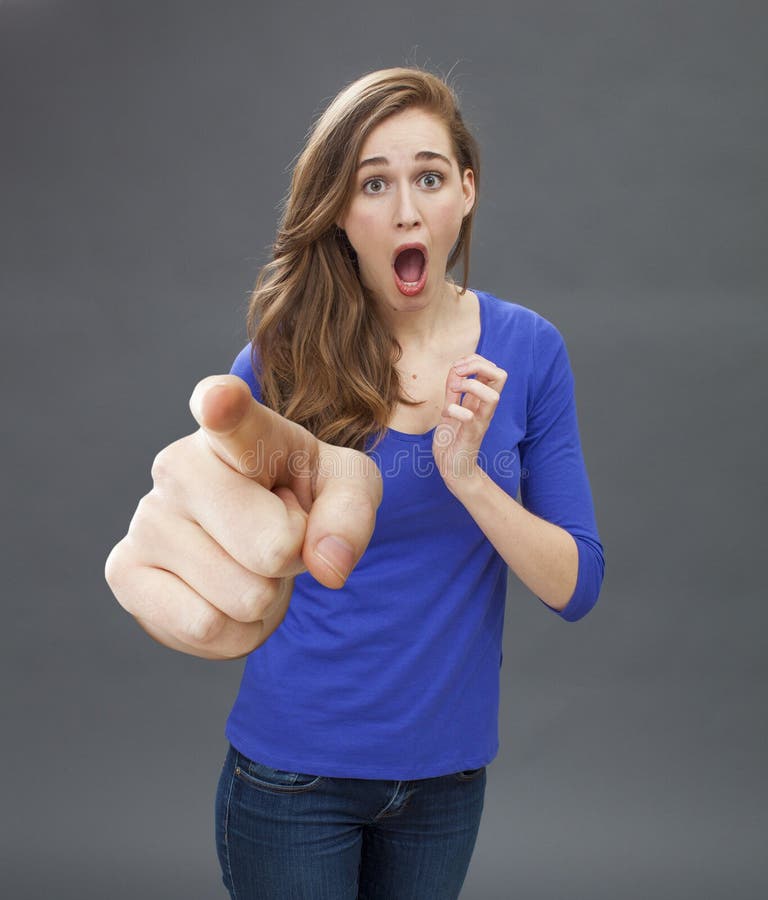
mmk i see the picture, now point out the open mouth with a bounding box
[392,246,428,296]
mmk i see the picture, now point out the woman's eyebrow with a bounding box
[356,150,452,171]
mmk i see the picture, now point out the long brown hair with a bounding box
[245,66,481,452]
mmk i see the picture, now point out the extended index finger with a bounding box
[189,375,318,504]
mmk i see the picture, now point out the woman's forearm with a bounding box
[449,467,579,612]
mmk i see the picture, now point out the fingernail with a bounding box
[314,535,355,582]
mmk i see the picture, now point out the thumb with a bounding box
[301,444,382,589]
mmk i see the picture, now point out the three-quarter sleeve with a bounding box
[229,342,262,402]
[518,315,605,622]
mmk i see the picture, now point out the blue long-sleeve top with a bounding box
[224,289,605,779]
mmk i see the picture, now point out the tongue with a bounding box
[394,249,425,282]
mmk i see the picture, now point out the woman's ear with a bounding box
[461,168,476,217]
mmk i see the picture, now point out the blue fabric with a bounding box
[215,742,485,898]
[223,289,605,779]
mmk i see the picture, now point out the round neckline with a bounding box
[385,288,487,442]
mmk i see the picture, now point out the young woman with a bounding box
[105,67,605,899]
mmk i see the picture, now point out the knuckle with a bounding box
[125,493,180,559]
[360,456,383,496]
[150,444,177,486]
[360,485,382,518]
[235,579,277,621]
[150,435,195,488]
[338,487,379,523]
[127,491,163,537]
[104,540,143,615]
[220,625,268,659]
[104,539,131,591]
[250,532,297,577]
[182,607,224,645]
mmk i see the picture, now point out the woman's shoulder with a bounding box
[474,288,565,351]
[229,341,262,402]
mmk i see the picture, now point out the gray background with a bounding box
[2,1,766,897]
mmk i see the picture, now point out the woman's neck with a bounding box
[378,281,462,352]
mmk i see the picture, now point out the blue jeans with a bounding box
[215,742,486,899]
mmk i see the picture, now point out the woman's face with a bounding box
[337,106,475,313]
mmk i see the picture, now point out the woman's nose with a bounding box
[394,188,421,229]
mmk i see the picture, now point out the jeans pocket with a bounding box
[454,766,486,782]
[233,749,325,794]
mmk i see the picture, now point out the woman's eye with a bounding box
[362,172,444,194]
[420,172,444,189]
